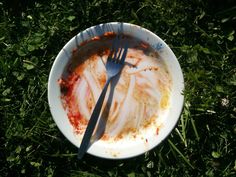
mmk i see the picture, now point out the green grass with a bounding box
[1,0,236,176]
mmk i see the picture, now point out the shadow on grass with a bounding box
[82,153,146,170]
[49,134,147,177]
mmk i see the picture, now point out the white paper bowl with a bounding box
[48,22,184,159]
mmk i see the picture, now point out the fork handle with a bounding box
[78,77,111,159]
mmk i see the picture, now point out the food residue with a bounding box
[59,32,172,141]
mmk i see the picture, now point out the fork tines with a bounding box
[109,33,128,64]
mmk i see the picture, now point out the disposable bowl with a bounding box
[48,22,184,159]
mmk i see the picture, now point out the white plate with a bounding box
[48,22,184,159]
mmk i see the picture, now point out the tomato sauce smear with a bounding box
[58,73,85,134]
[58,32,117,134]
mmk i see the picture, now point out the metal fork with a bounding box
[78,35,128,159]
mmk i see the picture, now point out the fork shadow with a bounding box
[89,69,122,144]
[81,57,138,154]
[89,57,137,145]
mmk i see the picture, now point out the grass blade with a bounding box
[190,118,200,141]
[168,139,194,169]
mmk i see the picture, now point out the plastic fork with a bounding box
[78,34,128,159]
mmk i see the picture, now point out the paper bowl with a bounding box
[48,22,184,159]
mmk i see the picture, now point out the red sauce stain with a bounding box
[103,31,116,38]
[59,73,83,132]
[115,133,124,141]
[98,48,110,57]
[140,42,149,49]
[98,73,107,86]
[67,112,81,129]
[91,36,101,41]
[72,47,78,54]
[145,138,148,143]
[101,134,109,141]
[156,127,159,135]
